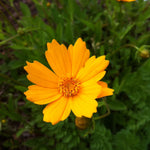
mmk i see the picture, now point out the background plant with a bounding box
[0,0,150,149]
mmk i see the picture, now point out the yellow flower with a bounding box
[117,0,136,2]
[24,38,114,125]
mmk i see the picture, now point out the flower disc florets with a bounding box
[58,77,80,97]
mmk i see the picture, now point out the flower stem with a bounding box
[0,28,39,46]
[93,99,110,120]
[108,43,139,57]
[0,34,19,46]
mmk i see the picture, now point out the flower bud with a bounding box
[75,117,90,130]
[140,49,149,58]
[17,28,25,35]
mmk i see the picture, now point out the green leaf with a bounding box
[14,85,27,92]
[20,2,31,17]
[108,100,127,111]
[79,18,94,30]
[98,101,105,107]
[120,23,135,40]
[63,134,72,143]
[56,24,63,42]
[113,130,140,150]
[122,59,150,103]
[0,32,5,40]
[8,60,25,70]
[16,127,29,138]
[67,0,74,21]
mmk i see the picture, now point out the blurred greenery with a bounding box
[0,0,150,149]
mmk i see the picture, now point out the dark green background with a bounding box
[0,0,150,149]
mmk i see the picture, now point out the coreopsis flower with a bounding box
[117,0,136,2]
[24,38,114,125]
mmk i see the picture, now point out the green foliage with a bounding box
[0,0,150,149]
[89,125,112,150]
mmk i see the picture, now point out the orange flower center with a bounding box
[58,78,80,97]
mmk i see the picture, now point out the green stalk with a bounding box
[0,34,19,46]
[93,99,110,120]
[108,43,139,57]
[0,28,40,46]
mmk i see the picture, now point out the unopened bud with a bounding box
[75,116,90,130]
[17,28,25,35]
[140,49,149,58]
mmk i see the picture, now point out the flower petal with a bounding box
[76,55,109,82]
[98,81,108,88]
[68,38,90,77]
[61,97,71,121]
[80,79,102,99]
[46,40,72,77]
[24,85,61,105]
[71,94,98,118]
[43,97,71,125]
[24,61,58,88]
[97,81,114,98]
